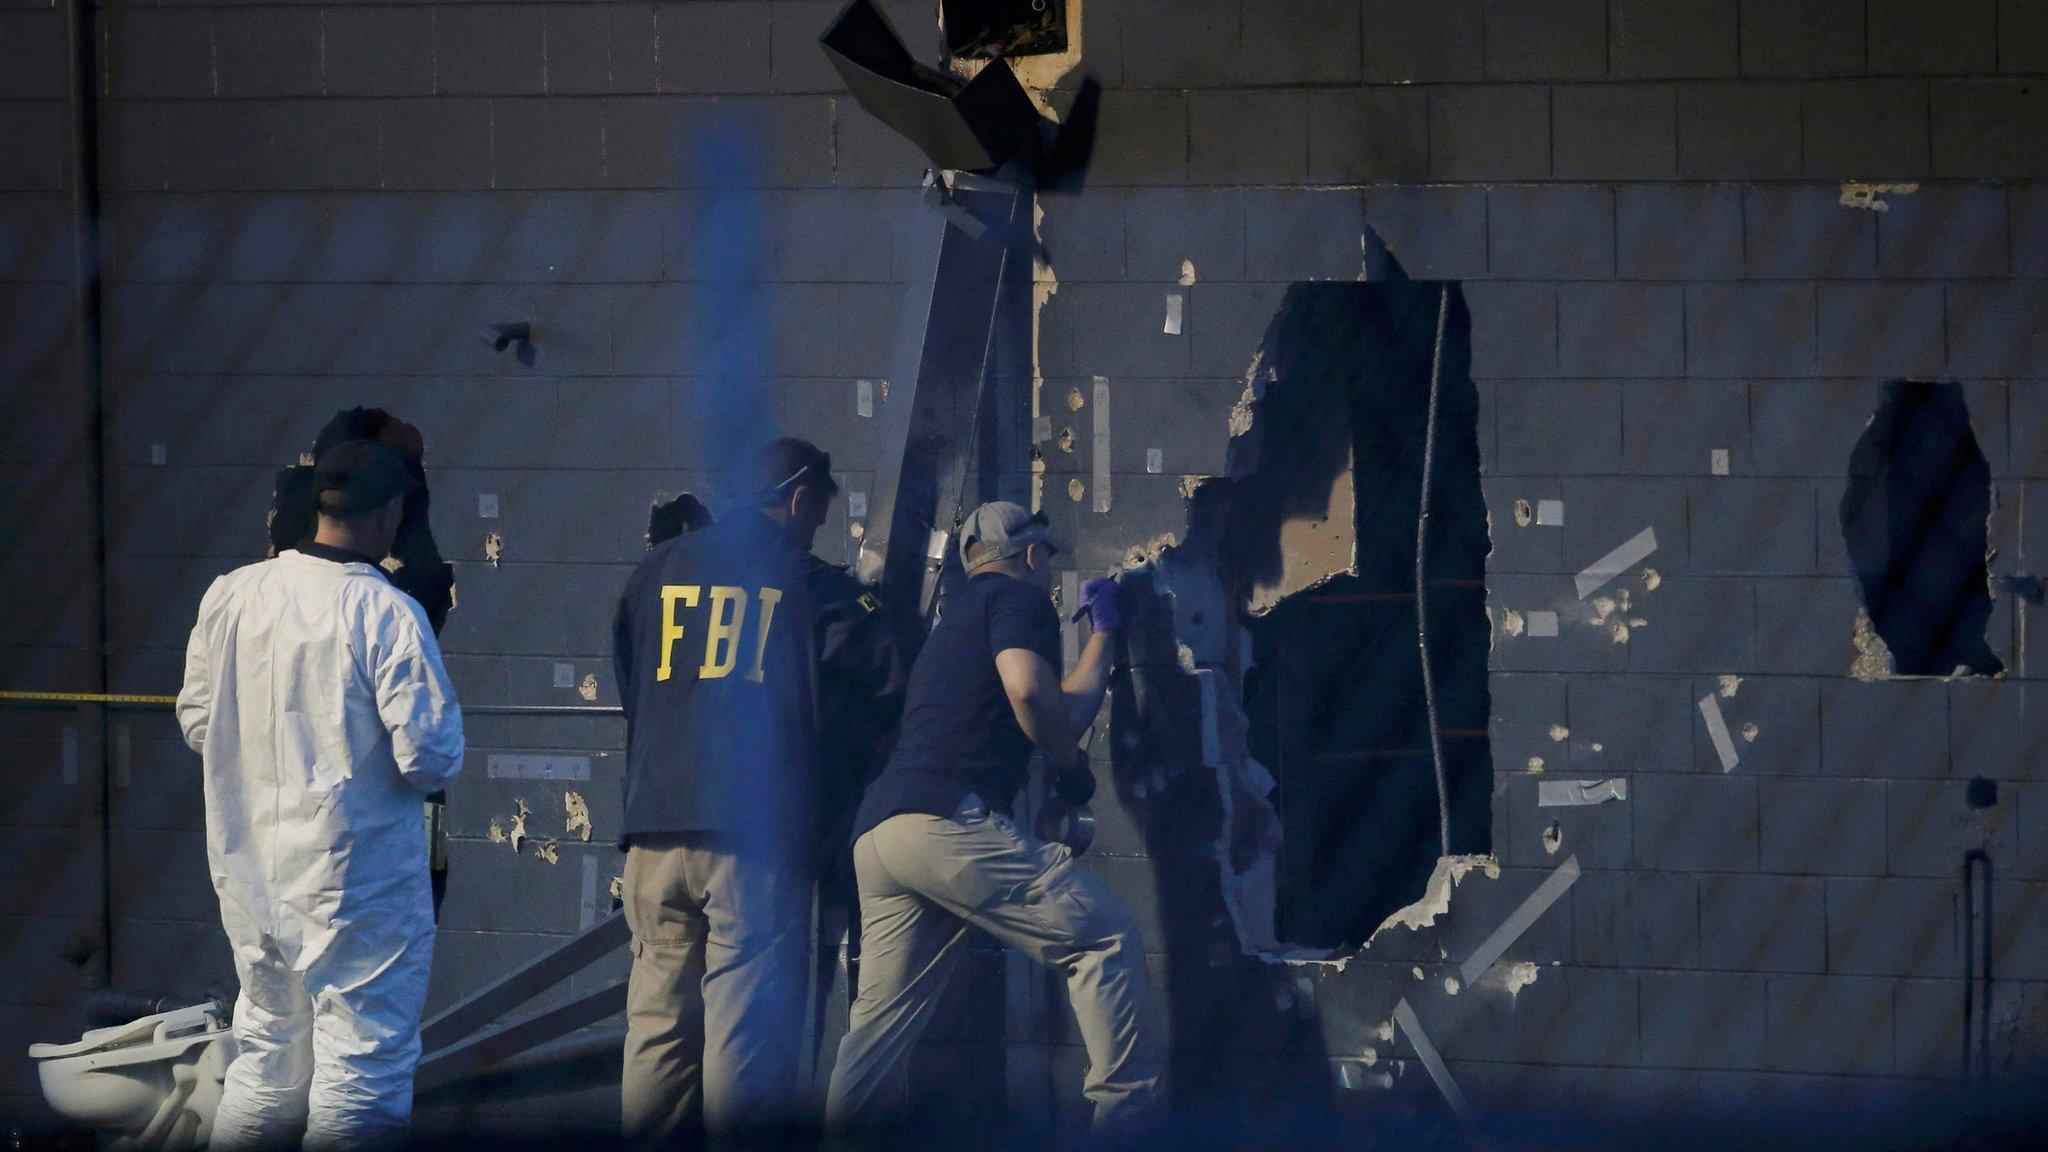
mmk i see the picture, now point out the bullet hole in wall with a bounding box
[1840,380,2002,677]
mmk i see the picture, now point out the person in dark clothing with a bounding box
[613,439,903,1143]
[269,408,455,633]
[825,501,1163,1132]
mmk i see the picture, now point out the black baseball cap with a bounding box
[314,441,412,517]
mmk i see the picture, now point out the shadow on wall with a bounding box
[1840,380,2002,677]
[1110,277,1492,1109]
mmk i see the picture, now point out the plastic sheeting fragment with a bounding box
[1699,693,1740,772]
[1092,376,1112,513]
[1458,855,1580,985]
[1393,999,1471,1122]
[487,754,591,781]
[1536,778,1628,807]
[1575,527,1657,598]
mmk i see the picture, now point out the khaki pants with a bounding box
[620,834,808,1143]
[824,795,1164,1130]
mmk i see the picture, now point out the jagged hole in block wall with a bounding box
[1841,380,2003,677]
[1115,283,1493,960]
[1240,284,1493,951]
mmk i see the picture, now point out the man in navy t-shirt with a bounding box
[825,501,1164,1131]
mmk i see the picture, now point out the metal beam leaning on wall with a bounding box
[855,172,1032,632]
[416,980,629,1094]
[418,911,631,1056]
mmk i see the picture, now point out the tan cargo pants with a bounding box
[620,833,808,1144]
[824,794,1164,1130]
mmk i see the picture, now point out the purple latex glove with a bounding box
[1079,576,1123,633]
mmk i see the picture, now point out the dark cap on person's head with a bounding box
[750,437,838,506]
[960,500,1057,568]
[314,440,412,517]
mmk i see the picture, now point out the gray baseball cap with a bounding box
[959,500,1057,568]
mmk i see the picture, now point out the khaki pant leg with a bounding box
[621,837,709,1145]
[869,808,1165,1129]
[823,822,973,1131]
[694,840,809,1134]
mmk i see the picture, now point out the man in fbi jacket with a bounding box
[612,438,903,1143]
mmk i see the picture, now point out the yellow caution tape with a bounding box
[0,690,178,706]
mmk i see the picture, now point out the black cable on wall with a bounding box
[63,0,114,990]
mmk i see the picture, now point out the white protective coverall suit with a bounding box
[176,549,464,1148]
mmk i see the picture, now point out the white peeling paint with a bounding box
[1479,960,1541,998]
[508,799,531,854]
[564,790,593,842]
[1365,854,1499,941]
[1839,182,1918,211]
[1851,609,1897,680]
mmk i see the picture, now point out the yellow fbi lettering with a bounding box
[655,584,784,682]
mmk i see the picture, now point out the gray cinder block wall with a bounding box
[0,0,111,1125]
[4,0,2048,1132]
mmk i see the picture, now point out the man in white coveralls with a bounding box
[176,439,465,1148]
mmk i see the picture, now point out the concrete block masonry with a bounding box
[17,0,2048,1128]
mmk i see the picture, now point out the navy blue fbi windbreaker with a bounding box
[613,512,905,866]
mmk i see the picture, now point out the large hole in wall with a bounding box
[1115,280,1492,958]
[1239,284,1493,951]
[1840,380,2003,677]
